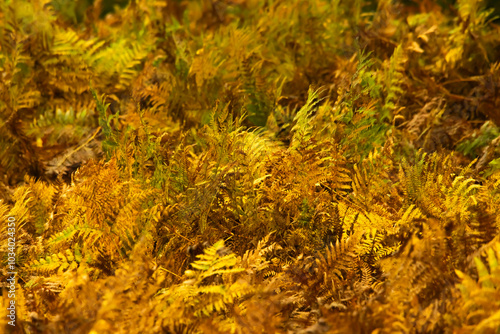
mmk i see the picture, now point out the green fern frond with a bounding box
[27,108,97,146]
[26,249,76,275]
[91,88,119,159]
[241,54,272,127]
[290,88,323,149]
[381,44,406,121]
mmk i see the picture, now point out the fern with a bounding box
[316,235,360,290]
[445,0,494,69]
[91,87,119,160]
[156,240,254,330]
[359,228,399,265]
[241,54,272,127]
[290,88,322,150]
[26,249,80,276]
[455,242,500,332]
[381,44,407,122]
[2,0,500,332]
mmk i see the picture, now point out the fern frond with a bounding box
[47,214,82,246]
[455,242,500,332]
[381,44,406,121]
[25,249,79,275]
[316,235,359,283]
[359,228,399,264]
[442,176,480,218]
[190,240,245,281]
[290,88,324,149]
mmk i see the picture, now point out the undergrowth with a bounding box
[1,0,500,333]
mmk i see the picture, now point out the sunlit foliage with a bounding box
[1,0,500,333]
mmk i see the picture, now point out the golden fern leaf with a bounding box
[359,228,399,264]
[316,235,359,284]
[455,242,500,332]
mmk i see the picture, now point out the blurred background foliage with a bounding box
[50,0,500,25]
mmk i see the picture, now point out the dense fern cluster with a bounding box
[2,0,500,333]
